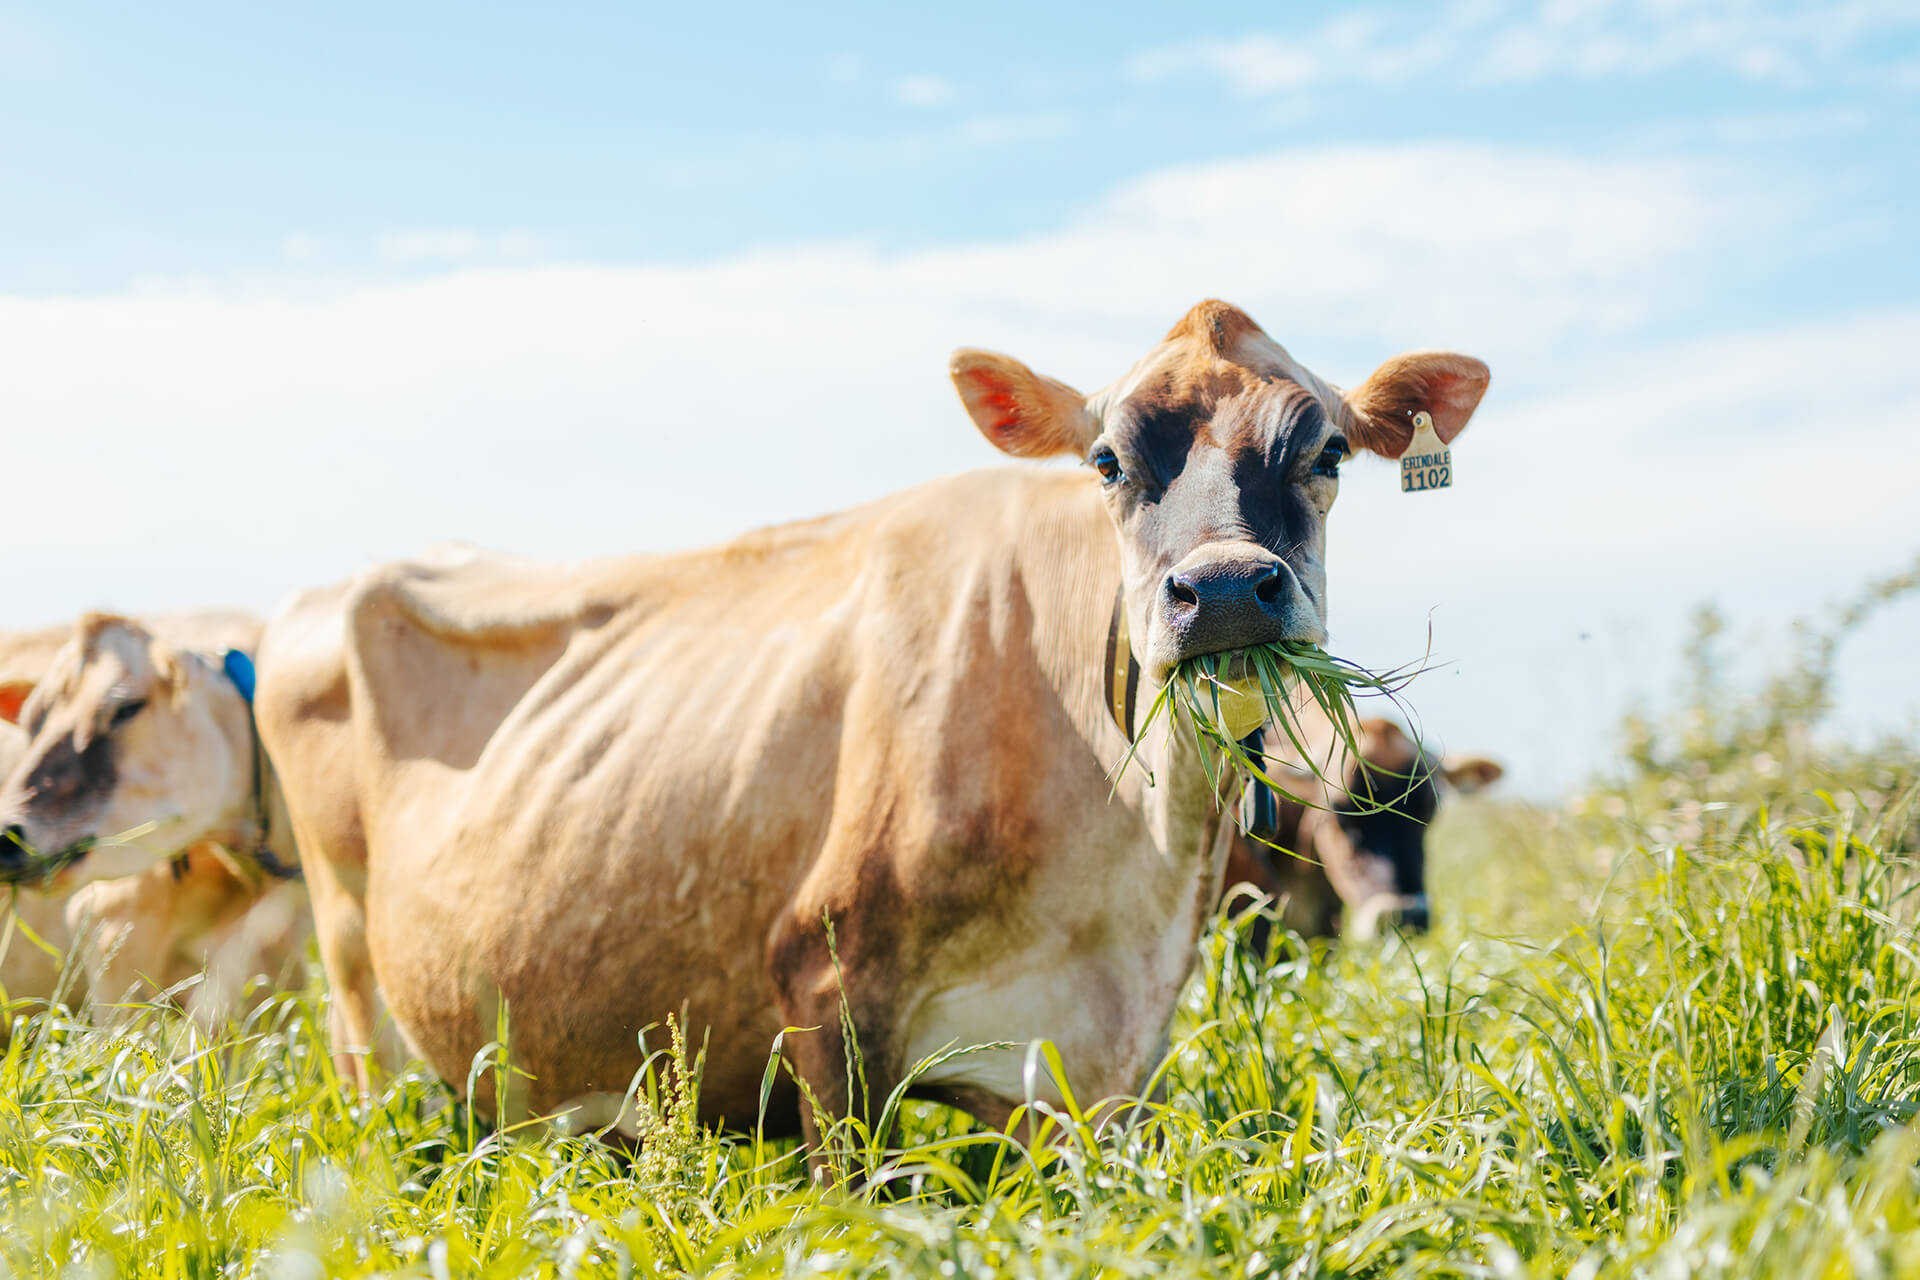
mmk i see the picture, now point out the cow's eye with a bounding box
[110,699,147,729]
[1311,443,1346,478]
[1091,447,1124,485]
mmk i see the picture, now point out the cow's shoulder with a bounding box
[259,579,356,711]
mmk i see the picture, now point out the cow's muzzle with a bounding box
[1348,892,1431,940]
[0,824,89,887]
[1159,544,1323,664]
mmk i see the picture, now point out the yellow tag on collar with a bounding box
[1400,410,1452,494]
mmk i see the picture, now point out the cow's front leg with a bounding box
[766,907,904,1184]
[297,845,379,1094]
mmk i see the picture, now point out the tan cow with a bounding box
[0,614,311,1030]
[240,300,1487,1150]
[1222,713,1502,950]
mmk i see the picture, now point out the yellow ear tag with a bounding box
[1400,410,1452,493]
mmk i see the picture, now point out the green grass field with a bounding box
[3,570,1917,1277]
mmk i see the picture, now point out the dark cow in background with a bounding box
[1224,713,1501,953]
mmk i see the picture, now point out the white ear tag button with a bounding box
[1400,410,1452,494]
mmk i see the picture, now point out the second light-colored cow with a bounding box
[0,614,310,1029]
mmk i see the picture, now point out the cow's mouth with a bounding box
[1179,650,1277,741]
[1204,649,1265,685]
[0,835,94,887]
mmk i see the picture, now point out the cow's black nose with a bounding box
[1165,562,1286,609]
[1161,551,1298,657]
[1398,900,1431,933]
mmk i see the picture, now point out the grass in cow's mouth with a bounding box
[0,833,95,887]
[0,817,171,887]
[1121,639,1429,811]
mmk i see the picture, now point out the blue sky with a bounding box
[7,2,1915,307]
[4,1,1919,792]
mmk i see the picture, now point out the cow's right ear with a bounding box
[1441,754,1504,793]
[0,680,33,725]
[950,349,1097,459]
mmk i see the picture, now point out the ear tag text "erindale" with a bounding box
[1400,410,1452,494]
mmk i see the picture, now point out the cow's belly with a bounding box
[356,614,852,1128]
[360,763,817,1129]
[365,851,795,1126]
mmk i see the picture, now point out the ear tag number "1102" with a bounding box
[1400,410,1452,494]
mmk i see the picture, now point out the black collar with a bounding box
[1103,584,1142,743]
[217,650,301,882]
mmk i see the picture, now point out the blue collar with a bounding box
[220,648,256,705]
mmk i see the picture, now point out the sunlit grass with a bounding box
[4,562,1920,1276]
[2,775,1919,1276]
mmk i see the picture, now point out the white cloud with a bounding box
[1132,1,1920,97]
[0,140,1903,793]
[852,142,1768,360]
[892,73,954,107]
[375,228,546,264]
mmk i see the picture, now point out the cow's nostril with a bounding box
[1254,566,1286,605]
[0,825,26,861]
[1166,577,1199,609]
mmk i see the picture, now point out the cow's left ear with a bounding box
[950,349,1098,459]
[1440,754,1504,793]
[0,680,33,725]
[1341,352,1491,459]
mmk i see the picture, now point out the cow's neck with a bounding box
[203,666,302,882]
[1128,698,1242,871]
[1013,488,1237,878]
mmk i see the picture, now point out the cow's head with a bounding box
[952,300,1489,685]
[1317,718,1502,937]
[0,615,255,889]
